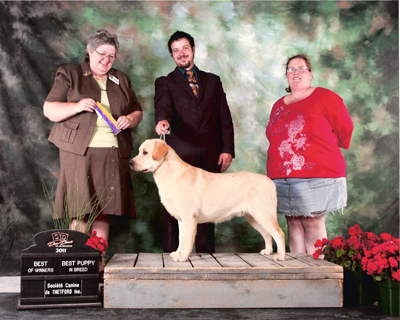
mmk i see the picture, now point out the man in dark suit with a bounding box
[154,31,235,254]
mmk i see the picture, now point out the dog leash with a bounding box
[160,128,171,141]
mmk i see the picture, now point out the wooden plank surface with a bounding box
[289,253,343,270]
[189,253,222,269]
[105,272,343,281]
[236,253,281,268]
[104,253,343,279]
[105,253,137,270]
[135,253,163,268]
[212,253,252,268]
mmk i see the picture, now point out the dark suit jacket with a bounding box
[155,67,234,168]
[46,59,142,158]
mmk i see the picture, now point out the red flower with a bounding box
[393,269,400,281]
[347,235,360,249]
[314,239,323,248]
[363,249,371,258]
[381,233,392,241]
[371,246,379,255]
[389,257,398,268]
[332,237,344,249]
[86,230,108,256]
[314,224,399,281]
[367,263,379,274]
[348,227,357,236]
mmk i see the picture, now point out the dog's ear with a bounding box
[152,141,168,161]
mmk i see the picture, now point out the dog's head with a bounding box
[130,139,169,173]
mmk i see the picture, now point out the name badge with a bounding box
[109,75,119,85]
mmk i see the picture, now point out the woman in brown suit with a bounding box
[43,29,142,251]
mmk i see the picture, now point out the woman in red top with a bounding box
[266,54,353,254]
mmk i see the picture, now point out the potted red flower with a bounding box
[361,233,399,282]
[361,233,399,315]
[313,224,380,272]
[313,224,380,307]
[314,225,399,314]
[86,230,108,266]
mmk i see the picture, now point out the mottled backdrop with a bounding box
[0,1,398,274]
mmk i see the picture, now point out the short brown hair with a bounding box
[285,54,312,93]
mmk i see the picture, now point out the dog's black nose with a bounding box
[129,159,134,170]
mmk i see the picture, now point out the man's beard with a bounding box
[176,55,193,69]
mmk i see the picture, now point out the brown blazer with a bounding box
[46,59,142,158]
[154,67,234,168]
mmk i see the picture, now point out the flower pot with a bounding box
[377,278,399,315]
[343,270,377,307]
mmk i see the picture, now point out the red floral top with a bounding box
[266,87,353,179]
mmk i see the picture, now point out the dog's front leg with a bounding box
[170,220,184,261]
[171,215,198,262]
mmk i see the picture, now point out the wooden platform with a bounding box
[104,252,343,309]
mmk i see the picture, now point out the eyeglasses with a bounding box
[287,67,309,73]
[94,49,116,60]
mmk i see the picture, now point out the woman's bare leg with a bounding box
[286,216,307,253]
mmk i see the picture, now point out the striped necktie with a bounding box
[186,71,198,98]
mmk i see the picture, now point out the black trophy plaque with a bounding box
[18,229,102,309]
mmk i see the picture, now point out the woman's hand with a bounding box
[116,116,132,130]
[116,110,143,130]
[43,98,96,122]
[75,98,96,114]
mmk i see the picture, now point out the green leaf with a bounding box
[337,249,345,258]
[375,275,383,282]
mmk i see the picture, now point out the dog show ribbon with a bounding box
[94,101,121,135]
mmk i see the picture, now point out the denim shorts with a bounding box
[272,177,347,217]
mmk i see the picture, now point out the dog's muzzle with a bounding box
[129,159,135,170]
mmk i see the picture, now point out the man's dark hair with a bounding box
[168,31,195,53]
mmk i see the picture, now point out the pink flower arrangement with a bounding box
[314,224,399,282]
[86,230,108,257]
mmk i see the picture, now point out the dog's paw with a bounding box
[272,253,286,261]
[170,251,180,260]
[171,254,189,262]
[170,251,190,262]
[260,248,273,256]
[177,255,189,262]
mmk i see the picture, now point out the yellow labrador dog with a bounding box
[130,139,286,262]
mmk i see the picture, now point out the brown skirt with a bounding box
[54,147,136,219]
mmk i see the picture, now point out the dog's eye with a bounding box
[143,151,148,155]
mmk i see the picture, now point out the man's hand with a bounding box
[218,153,232,172]
[155,120,170,135]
